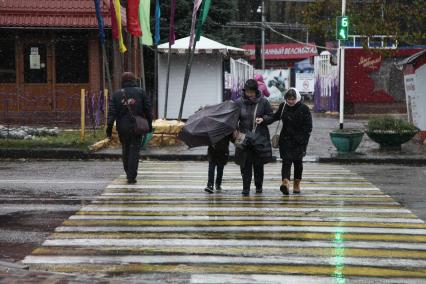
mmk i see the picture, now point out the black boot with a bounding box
[280,179,290,195]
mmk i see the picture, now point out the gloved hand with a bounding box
[106,125,113,138]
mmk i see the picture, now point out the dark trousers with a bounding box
[118,130,143,181]
[282,159,303,180]
[207,161,225,187]
[240,150,264,191]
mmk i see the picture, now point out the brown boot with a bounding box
[293,179,301,194]
[280,179,290,195]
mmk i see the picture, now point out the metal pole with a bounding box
[154,44,158,119]
[102,45,113,98]
[164,45,172,118]
[306,29,309,44]
[178,39,197,120]
[127,34,132,71]
[339,0,346,129]
[80,89,86,141]
[139,42,146,89]
[261,0,265,70]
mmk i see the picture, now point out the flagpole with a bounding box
[102,44,113,97]
[139,42,146,89]
[178,38,197,121]
[164,0,176,119]
[164,45,172,119]
[178,0,207,120]
[154,43,159,119]
[127,33,132,71]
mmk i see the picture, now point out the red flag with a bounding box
[110,0,119,39]
[127,0,142,37]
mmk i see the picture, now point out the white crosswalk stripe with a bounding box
[23,161,426,282]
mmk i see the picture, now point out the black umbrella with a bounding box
[178,100,240,148]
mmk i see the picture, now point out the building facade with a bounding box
[0,0,119,125]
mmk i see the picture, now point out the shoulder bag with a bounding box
[271,102,286,148]
[234,103,259,149]
[122,89,149,135]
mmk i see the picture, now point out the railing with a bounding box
[230,58,254,100]
[314,51,340,113]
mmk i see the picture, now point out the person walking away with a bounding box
[259,88,312,195]
[255,74,270,98]
[106,72,153,184]
[235,79,273,196]
[205,135,230,193]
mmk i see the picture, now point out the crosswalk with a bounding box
[23,161,426,283]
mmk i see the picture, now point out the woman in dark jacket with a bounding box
[235,79,273,196]
[262,88,312,195]
[106,72,153,184]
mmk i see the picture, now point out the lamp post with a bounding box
[339,0,346,129]
[261,0,265,70]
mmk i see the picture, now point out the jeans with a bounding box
[207,161,225,187]
[282,159,303,180]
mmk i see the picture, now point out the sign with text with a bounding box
[296,73,315,93]
[242,43,318,60]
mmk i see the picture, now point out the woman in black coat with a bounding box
[106,72,153,184]
[261,88,312,195]
[235,79,273,196]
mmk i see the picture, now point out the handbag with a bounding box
[122,89,150,135]
[234,103,259,149]
[271,102,286,148]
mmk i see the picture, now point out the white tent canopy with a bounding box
[157,36,247,56]
[157,36,248,119]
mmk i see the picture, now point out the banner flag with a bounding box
[139,0,153,46]
[189,0,203,48]
[195,0,211,41]
[154,0,161,45]
[127,0,142,37]
[112,0,127,53]
[94,0,106,45]
[169,0,176,46]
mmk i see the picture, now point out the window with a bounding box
[55,40,89,83]
[0,41,16,83]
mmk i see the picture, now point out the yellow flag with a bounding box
[113,0,127,53]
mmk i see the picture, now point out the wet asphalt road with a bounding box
[0,160,121,262]
[0,160,425,265]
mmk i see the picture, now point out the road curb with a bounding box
[1,148,425,164]
[318,156,426,165]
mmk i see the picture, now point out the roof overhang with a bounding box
[0,0,125,29]
[157,36,248,57]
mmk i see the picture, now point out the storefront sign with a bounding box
[242,43,318,60]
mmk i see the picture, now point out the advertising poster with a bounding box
[255,69,290,103]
